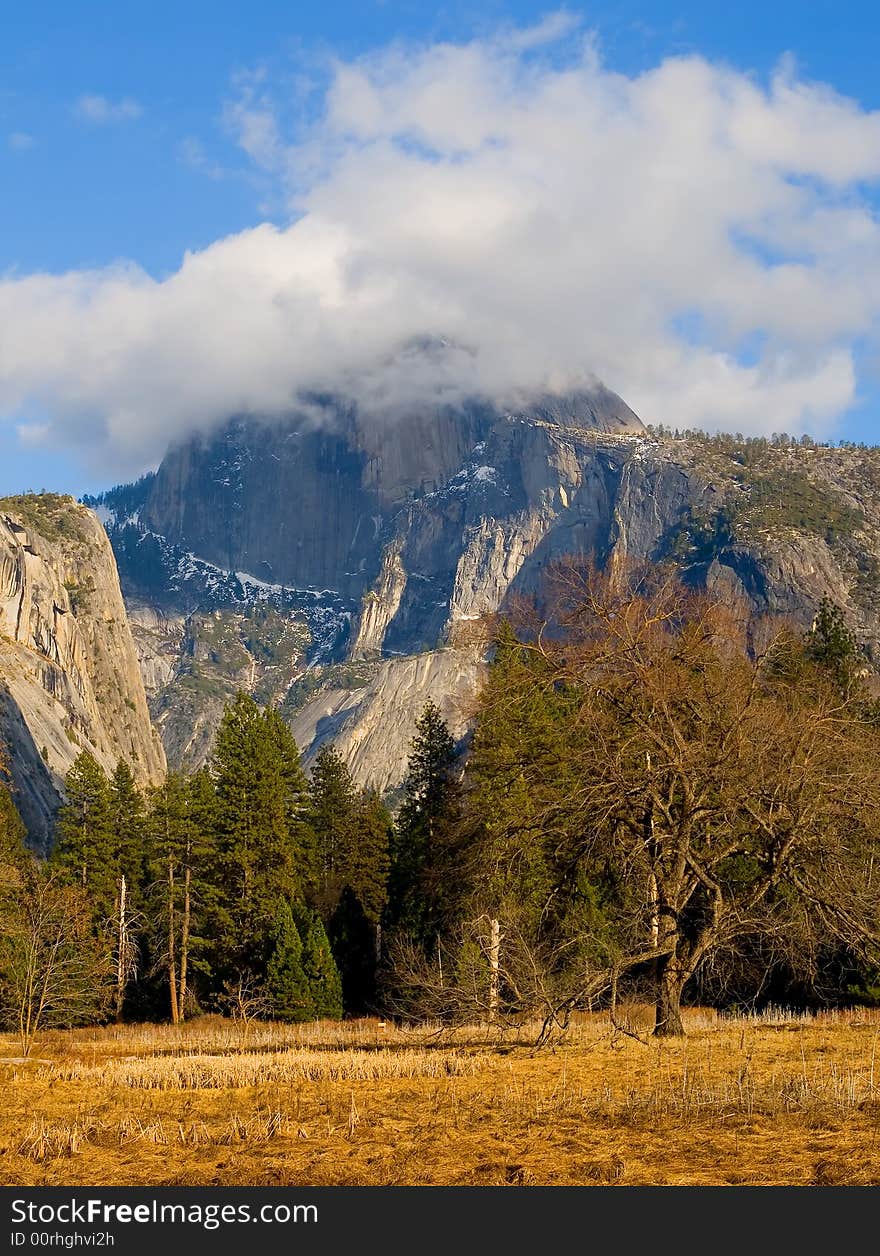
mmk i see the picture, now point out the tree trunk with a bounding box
[115,874,127,1023]
[488,917,500,1022]
[654,957,685,1037]
[167,856,179,1026]
[648,872,659,950]
[178,863,191,1023]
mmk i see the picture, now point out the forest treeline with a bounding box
[2,563,880,1051]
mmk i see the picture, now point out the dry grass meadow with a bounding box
[3,1006,880,1186]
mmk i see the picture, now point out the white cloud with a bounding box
[3,20,880,475]
[74,94,143,124]
[8,131,34,151]
[16,421,50,447]
[222,69,283,169]
[178,136,225,180]
[500,11,585,52]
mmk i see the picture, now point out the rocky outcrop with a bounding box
[96,385,880,794]
[0,497,166,847]
[140,387,642,603]
[126,600,186,693]
[288,648,486,794]
[350,541,407,659]
[126,601,313,772]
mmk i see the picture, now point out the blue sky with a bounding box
[2,1,880,495]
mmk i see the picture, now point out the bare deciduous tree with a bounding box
[219,971,272,1039]
[0,864,113,1056]
[527,561,880,1034]
[397,563,880,1040]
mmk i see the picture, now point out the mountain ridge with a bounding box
[88,391,880,792]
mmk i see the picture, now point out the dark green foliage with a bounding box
[145,770,216,1014]
[109,760,147,908]
[81,474,156,523]
[284,661,375,713]
[0,778,28,870]
[329,888,379,1014]
[308,746,390,917]
[665,503,737,562]
[265,903,343,1021]
[387,702,461,951]
[347,790,392,928]
[296,906,343,1020]
[265,902,312,1021]
[209,693,315,981]
[62,577,95,614]
[744,468,863,542]
[663,475,861,566]
[309,744,358,905]
[307,747,390,1011]
[805,597,862,689]
[463,626,622,974]
[52,755,154,1020]
[264,705,318,888]
[52,752,116,918]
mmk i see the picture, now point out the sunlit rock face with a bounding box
[98,380,880,795]
[0,499,166,848]
[140,385,643,630]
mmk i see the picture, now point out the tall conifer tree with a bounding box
[145,769,218,1021]
[307,747,391,1010]
[295,906,343,1020]
[265,902,312,1022]
[210,694,315,984]
[53,752,116,918]
[308,744,358,914]
[387,702,461,951]
[109,761,147,906]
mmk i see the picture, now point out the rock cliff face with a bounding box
[95,387,880,796]
[140,387,642,600]
[97,386,643,775]
[128,599,312,771]
[0,496,166,847]
[288,648,486,794]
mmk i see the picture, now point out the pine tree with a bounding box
[109,760,147,902]
[805,597,862,692]
[146,770,216,1022]
[146,772,190,1023]
[210,694,315,984]
[295,906,343,1020]
[328,789,391,1012]
[53,752,116,919]
[307,746,391,1011]
[464,624,577,929]
[264,705,316,893]
[387,702,461,951]
[106,762,148,1021]
[307,745,391,923]
[180,767,219,1014]
[330,886,379,1015]
[463,623,615,988]
[308,744,358,914]
[265,902,313,1022]
[348,789,392,926]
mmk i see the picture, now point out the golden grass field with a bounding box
[2,1006,880,1186]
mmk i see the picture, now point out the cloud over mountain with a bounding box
[3,16,880,473]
